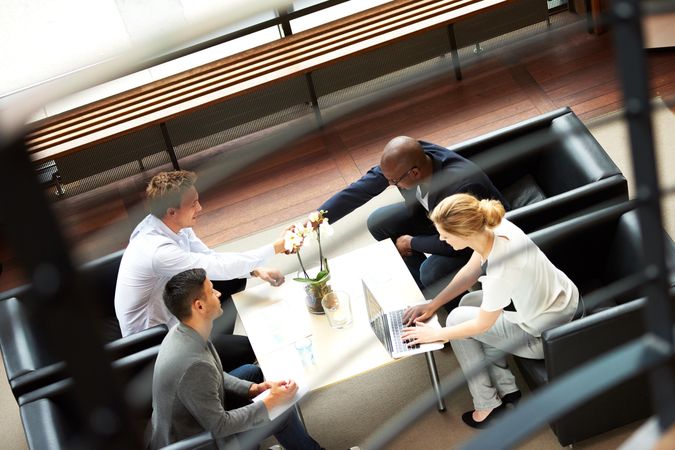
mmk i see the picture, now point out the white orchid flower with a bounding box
[283,232,297,252]
[293,222,309,237]
[319,221,334,237]
[284,228,305,252]
[308,211,320,223]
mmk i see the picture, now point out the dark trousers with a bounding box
[367,202,471,303]
[230,365,322,450]
[211,279,256,372]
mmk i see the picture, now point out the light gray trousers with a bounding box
[448,291,544,410]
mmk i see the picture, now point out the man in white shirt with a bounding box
[114,170,286,370]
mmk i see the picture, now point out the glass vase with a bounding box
[296,270,332,315]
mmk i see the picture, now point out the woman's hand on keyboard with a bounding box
[402,303,435,325]
[401,320,441,345]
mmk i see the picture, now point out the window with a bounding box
[291,0,393,33]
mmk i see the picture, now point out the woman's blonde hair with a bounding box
[429,193,505,237]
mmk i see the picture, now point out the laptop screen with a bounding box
[362,279,393,353]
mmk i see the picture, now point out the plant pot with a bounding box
[296,270,332,315]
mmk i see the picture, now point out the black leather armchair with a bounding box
[450,107,628,232]
[6,321,167,399]
[18,345,160,449]
[513,207,675,446]
[0,249,167,399]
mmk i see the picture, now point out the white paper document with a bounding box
[252,382,310,420]
[246,300,312,355]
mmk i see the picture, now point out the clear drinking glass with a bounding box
[321,290,353,329]
[294,337,315,367]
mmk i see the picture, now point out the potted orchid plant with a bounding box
[284,210,334,314]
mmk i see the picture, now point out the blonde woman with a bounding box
[401,193,579,428]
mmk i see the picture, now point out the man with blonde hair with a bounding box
[115,170,286,370]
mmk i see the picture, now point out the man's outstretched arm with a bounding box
[318,167,389,223]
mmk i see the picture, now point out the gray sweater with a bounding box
[150,323,270,449]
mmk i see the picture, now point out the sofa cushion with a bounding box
[502,174,547,209]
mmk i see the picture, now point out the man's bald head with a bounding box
[381,136,424,171]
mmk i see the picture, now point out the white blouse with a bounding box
[479,218,579,337]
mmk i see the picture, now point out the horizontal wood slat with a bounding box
[26,0,512,163]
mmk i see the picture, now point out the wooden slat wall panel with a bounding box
[166,75,313,156]
[55,126,168,185]
[454,0,549,47]
[25,0,499,158]
[312,27,451,98]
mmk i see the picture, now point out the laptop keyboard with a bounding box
[389,309,420,353]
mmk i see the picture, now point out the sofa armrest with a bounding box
[448,107,571,158]
[507,175,628,233]
[0,284,31,302]
[104,324,168,361]
[541,298,653,445]
[162,432,215,450]
[10,325,168,400]
[18,377,73,407]
[542,113,623,193]
[18,345,162,407]
[543,298,646,377]
[9,361,68,400]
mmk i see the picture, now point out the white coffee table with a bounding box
[232,239,446,410]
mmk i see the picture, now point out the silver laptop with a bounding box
[362,279,444,359]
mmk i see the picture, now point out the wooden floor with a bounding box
[1,12,675,292]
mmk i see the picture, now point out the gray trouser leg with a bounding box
[447,291,543,410]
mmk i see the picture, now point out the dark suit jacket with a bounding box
[319,141,508,256]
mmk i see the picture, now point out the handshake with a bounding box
[250,267,285,287]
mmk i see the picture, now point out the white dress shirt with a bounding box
[114,214,274,337]
[416,184,430,211]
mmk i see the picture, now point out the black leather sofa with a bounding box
[450,107,628,232]
[18,345,160,449]
[513,207,675,446]
[0,249,167,399]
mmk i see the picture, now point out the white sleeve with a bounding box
[152,241,275,280]
[186,229,216,255]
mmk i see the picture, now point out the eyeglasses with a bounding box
[388,166,416,187]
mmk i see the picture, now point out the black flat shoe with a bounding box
[461,404,506,429]
[501,390,522,407]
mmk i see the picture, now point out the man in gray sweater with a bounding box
[150,268,322,450]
